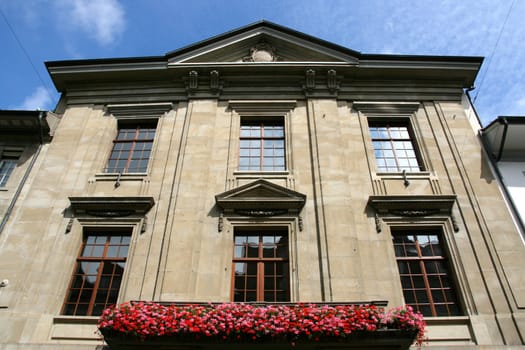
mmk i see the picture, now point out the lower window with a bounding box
[232,229,290,302]
[62,229,131,316]
[392,229,461,316]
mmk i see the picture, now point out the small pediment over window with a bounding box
[68,196,155,218]
[215,179,306,216]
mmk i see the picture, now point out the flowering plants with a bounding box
[380,305,426,346]
[98,302,425,347]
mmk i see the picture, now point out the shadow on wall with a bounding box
[480,148,495,184]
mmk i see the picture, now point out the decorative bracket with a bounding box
[327,69,340,93]
[304,69,316,92]
[209,70,223,94]
[185,70,199,94]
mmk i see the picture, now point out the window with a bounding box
[369,121,422,172]
[232,229,290,302]
[239,118,285,171]
[105,121,157,173]
[392,230,461,316]
[62,230,131,316]
[0,158,17,187]
[0,148,22,187]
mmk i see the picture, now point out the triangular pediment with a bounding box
[215,179,306,214]
[167,21,359,64]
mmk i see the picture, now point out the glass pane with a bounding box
[247,236,258,244]
[234,246,245,258]
[262,245,274,258]
[415,290,429,303]
[264,277,275,290]
[246,277,257,289]
[264,262,275,275]
[245,292,256,302]
[117,245,129,258]
[403,290,416,303]
[234,262,246,274]
[235,236,246,244]
[264,291,275,301]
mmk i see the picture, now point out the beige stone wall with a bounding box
[0,95,524,349]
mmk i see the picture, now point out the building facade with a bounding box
[0,21,524,349]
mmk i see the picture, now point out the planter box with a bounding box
[100,328,417,350]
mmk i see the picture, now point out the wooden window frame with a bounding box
[391,229,461,317]
[368,120,423,173]
[239,117,285,172]
[105,121,157,174]
[62,228,131,316]
[232,228,290,302]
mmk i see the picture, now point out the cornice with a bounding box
[68,196,155,217]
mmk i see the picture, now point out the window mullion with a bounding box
[86,261,103,316]
[257,262,264,301]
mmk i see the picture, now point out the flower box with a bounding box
[98,302,424,350]
[100,328,418,350]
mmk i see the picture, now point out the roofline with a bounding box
[482,116,525,132]
[0,109,46,116]
[165,20,363,59]
[45,20,483,69]
[45,55,166,69]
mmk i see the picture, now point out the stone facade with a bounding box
[0,21,524,349]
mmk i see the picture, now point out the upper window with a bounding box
[369,121,423,172]
[392,230,461,317]
[0,148,22,187]
[105,121,157,173]
[232,229,290,302]
[62,229,131,316]
[0,158,17,187]
[239,118,285,171]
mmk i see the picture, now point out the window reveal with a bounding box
[105,122,156,173]
[239,119,285,171]
[392,230,461,317]
[369,122,422,172]
[232,230,290,302]
[62,231,131,316]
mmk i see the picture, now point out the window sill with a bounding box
[234,171,290,176]
[51,315,101,341]
[424,315,470,325]
[94,172,148,182]
[376,171,431,178]
[53,315,99,324]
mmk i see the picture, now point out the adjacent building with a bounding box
[0,21,524,349]
[481,116,525,239]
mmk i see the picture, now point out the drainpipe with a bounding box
[0,111,45,235]
[496,117,508,162]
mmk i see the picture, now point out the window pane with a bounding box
[233,231,289,302]
[392,231,461,317]
[240,119,285,171]
[106,123,156,174]
[369,122,421,172]
[63,232,130,316]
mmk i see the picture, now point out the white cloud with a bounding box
[14,87,53,110]
[56,0,126,46]
[517,97,525,108]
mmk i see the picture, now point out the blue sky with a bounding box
[0,0,522,125]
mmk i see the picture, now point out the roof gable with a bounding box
[167,21,359,64]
